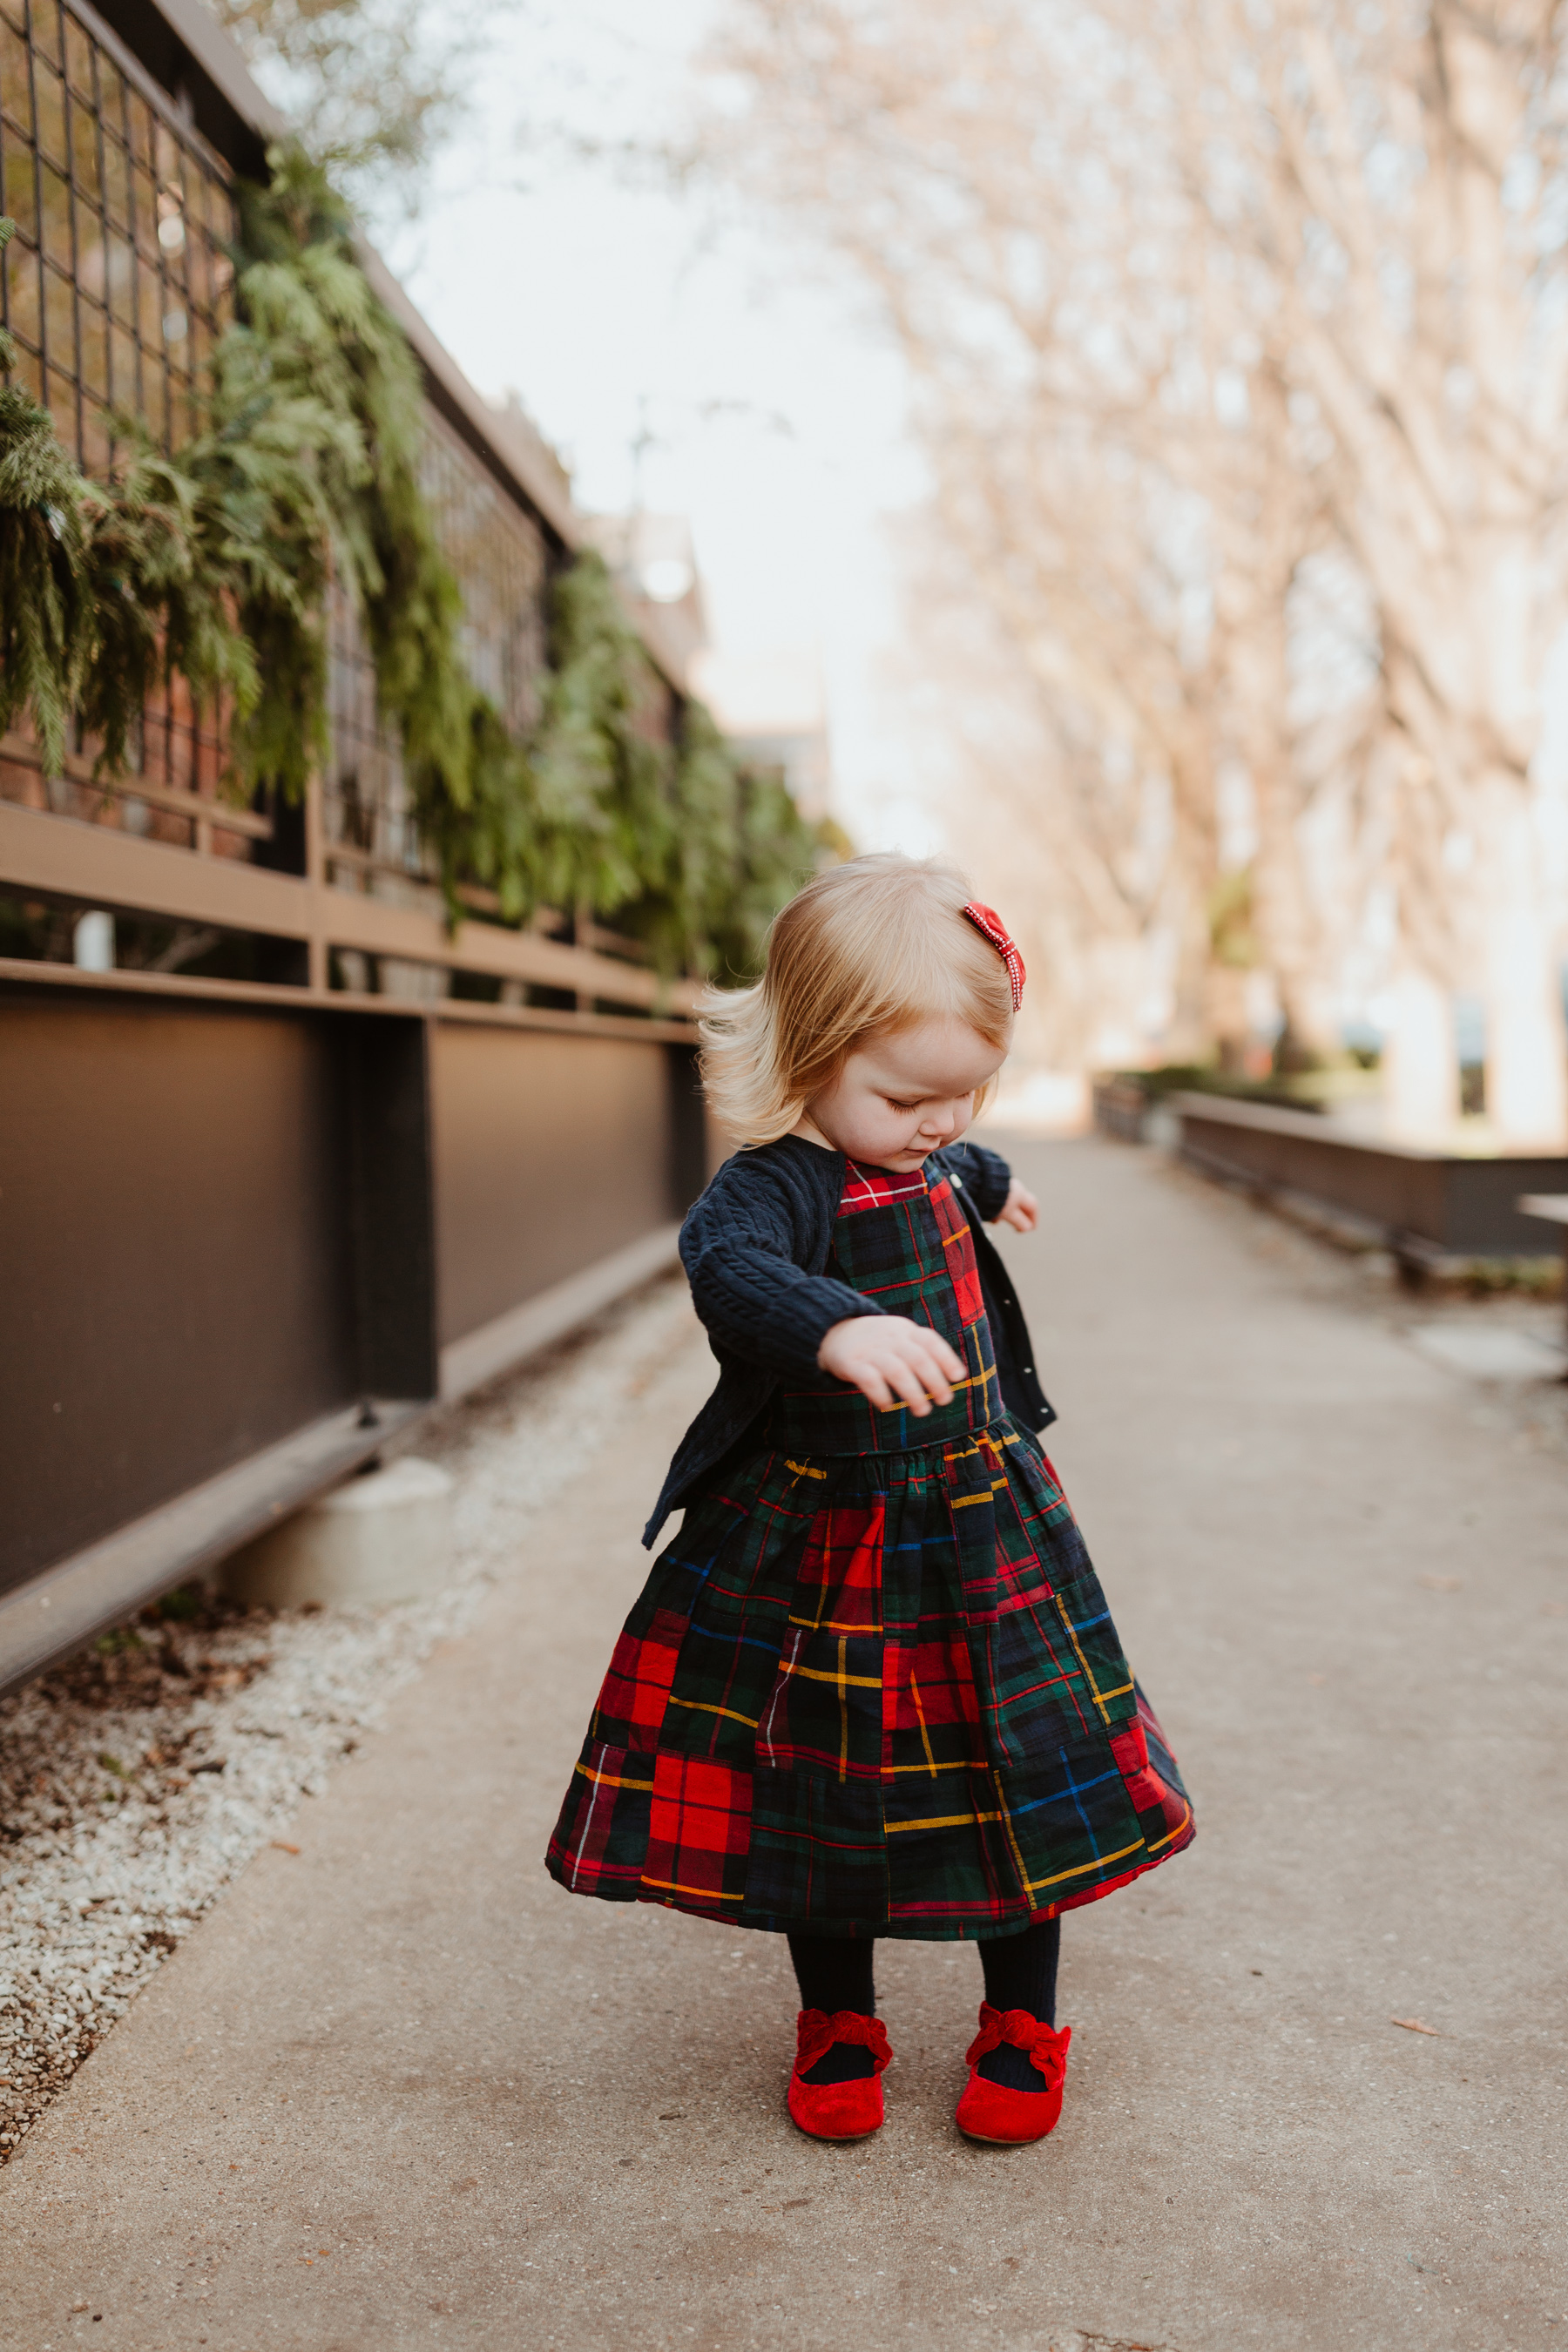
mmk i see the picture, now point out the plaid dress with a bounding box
[546,1158,1193,1940]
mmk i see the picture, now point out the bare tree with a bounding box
[887,511,1192,1070]
[706,0,1568,1136]
[704,1,1344,1071]
[206,0,485,207]
[1154,0,1568,1138]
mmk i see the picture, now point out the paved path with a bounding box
[4,1139,1566,2352]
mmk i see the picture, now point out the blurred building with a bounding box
[689,646,833,822]
[585,516,835,818]
[581,511,709,685]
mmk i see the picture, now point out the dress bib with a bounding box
[547,1156,1193,1939]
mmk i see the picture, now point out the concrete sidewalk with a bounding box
[3,1138,1566,2352]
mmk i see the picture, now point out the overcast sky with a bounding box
[370,0,940,852]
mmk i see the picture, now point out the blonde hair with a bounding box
[700,853,1015,1145]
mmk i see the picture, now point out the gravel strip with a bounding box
[0,1272,697,2161]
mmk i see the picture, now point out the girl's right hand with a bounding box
[816,1315,965,1416]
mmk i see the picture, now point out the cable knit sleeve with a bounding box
[943,1139,1013,1221]
[679,1150,883,1376]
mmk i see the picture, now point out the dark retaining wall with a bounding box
[1170,1092,1568,1255]
[0,977,707,1687]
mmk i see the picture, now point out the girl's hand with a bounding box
[995,1178,1040,1233]
[817,1315,966,1416]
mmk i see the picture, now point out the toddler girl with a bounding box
[547,854,1193,2144]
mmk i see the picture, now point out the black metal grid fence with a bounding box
[1,0,561,907]
[0,0,234,465]
[0,0,240,849]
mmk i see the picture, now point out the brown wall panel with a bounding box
[431,1025,675,1346]
[1,990,357,1592]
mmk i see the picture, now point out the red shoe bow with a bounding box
[963,2004,1069,2090]
[794,2007,893,2077]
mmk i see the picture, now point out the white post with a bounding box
[1382,963,1460,1143]
[1479,781,1568,1146]
[71,910,115,972]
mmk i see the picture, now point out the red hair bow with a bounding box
[962,901,1026,1010]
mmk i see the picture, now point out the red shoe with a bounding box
[786,2009,893,2141]
[955,2004,1071,2145]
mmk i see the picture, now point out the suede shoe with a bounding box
[786,2009,893,2141]
[955,2004,1071,2145]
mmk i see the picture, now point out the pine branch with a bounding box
[0,221,95,776]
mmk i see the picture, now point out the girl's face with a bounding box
[794,1017,1007,1172]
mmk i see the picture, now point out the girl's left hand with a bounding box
[995,1178,1039,1233]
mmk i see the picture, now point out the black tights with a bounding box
[787,1919,1060,2089]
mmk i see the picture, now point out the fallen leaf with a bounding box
[1391,2016,1440,2036]
[270,1841,301,1855]
[1418,1575,1462,1592]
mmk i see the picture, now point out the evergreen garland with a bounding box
[229,150,472,808]
[437,553,825,975]
[0,156,824,976]
[0,221,95,777]
[78,436,260,779]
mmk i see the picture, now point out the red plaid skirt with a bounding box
[547,1156,1193,1938]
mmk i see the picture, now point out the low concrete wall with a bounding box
[223,1457,456,1610]
[1171,1092,1568,1255]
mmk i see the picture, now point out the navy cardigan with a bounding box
[644,1133,1055,1546]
